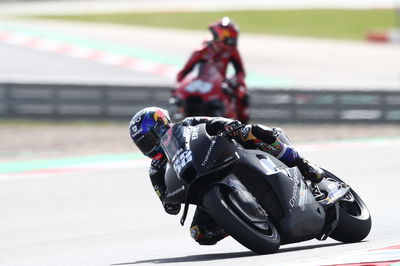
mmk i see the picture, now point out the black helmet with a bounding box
[129,107,171,158]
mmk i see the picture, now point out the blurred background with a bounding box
[1,1,400,266]
[1,0,400,162]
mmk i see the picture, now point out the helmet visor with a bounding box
[135,130,160,156]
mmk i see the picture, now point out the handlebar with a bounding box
[218,124,245,137]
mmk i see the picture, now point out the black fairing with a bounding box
[163,123,327,244]
[164,164,187,204]
[188,125,237,173]
[164,124,237,204]
[229,149,326,244]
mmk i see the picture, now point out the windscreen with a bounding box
[160,126,186,161]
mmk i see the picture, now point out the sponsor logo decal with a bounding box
[289,172,307,210]
[131,127,143,138]
[173,150,192,174]
[167,185,185,197]
[289,173,299,208]
[201,140,216,166]
[191,127,199,140]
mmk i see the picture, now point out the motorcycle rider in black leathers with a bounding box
[129,107,324,245]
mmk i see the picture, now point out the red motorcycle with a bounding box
[170,63,238,121]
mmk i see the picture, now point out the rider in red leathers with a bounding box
[176,17,250,123]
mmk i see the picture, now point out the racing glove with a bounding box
[223,121,244,137]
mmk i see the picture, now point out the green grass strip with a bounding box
[36,9,397,40]
[0,152,145,173]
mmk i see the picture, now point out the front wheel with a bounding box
[202,185,281,254]
[324,170,372,242]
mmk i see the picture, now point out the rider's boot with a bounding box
[291,157,324,183]
[277,144,324,183]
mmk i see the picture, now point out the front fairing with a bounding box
[161,124,238,180]
[164,163,187,204]
[162,123,238,204]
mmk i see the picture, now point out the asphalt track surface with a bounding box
[0,42,171,86]
[1,138,400,266]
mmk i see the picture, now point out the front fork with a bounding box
[315,177,350,240]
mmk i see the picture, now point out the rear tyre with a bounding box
[203,185,280,254]
[324,170,372,242]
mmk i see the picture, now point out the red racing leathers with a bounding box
[177,41,250,123]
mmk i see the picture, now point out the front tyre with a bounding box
[324,170,372,242]
[202,185,280,254]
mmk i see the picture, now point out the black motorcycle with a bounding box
[161,124,371,254]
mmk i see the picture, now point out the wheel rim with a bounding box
[339,190,369,219]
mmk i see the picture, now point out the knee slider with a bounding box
[190,225,227,245]
[190,225,217,245]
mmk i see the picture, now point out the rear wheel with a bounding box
[203,184,280,254]
[324,170,372,242]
